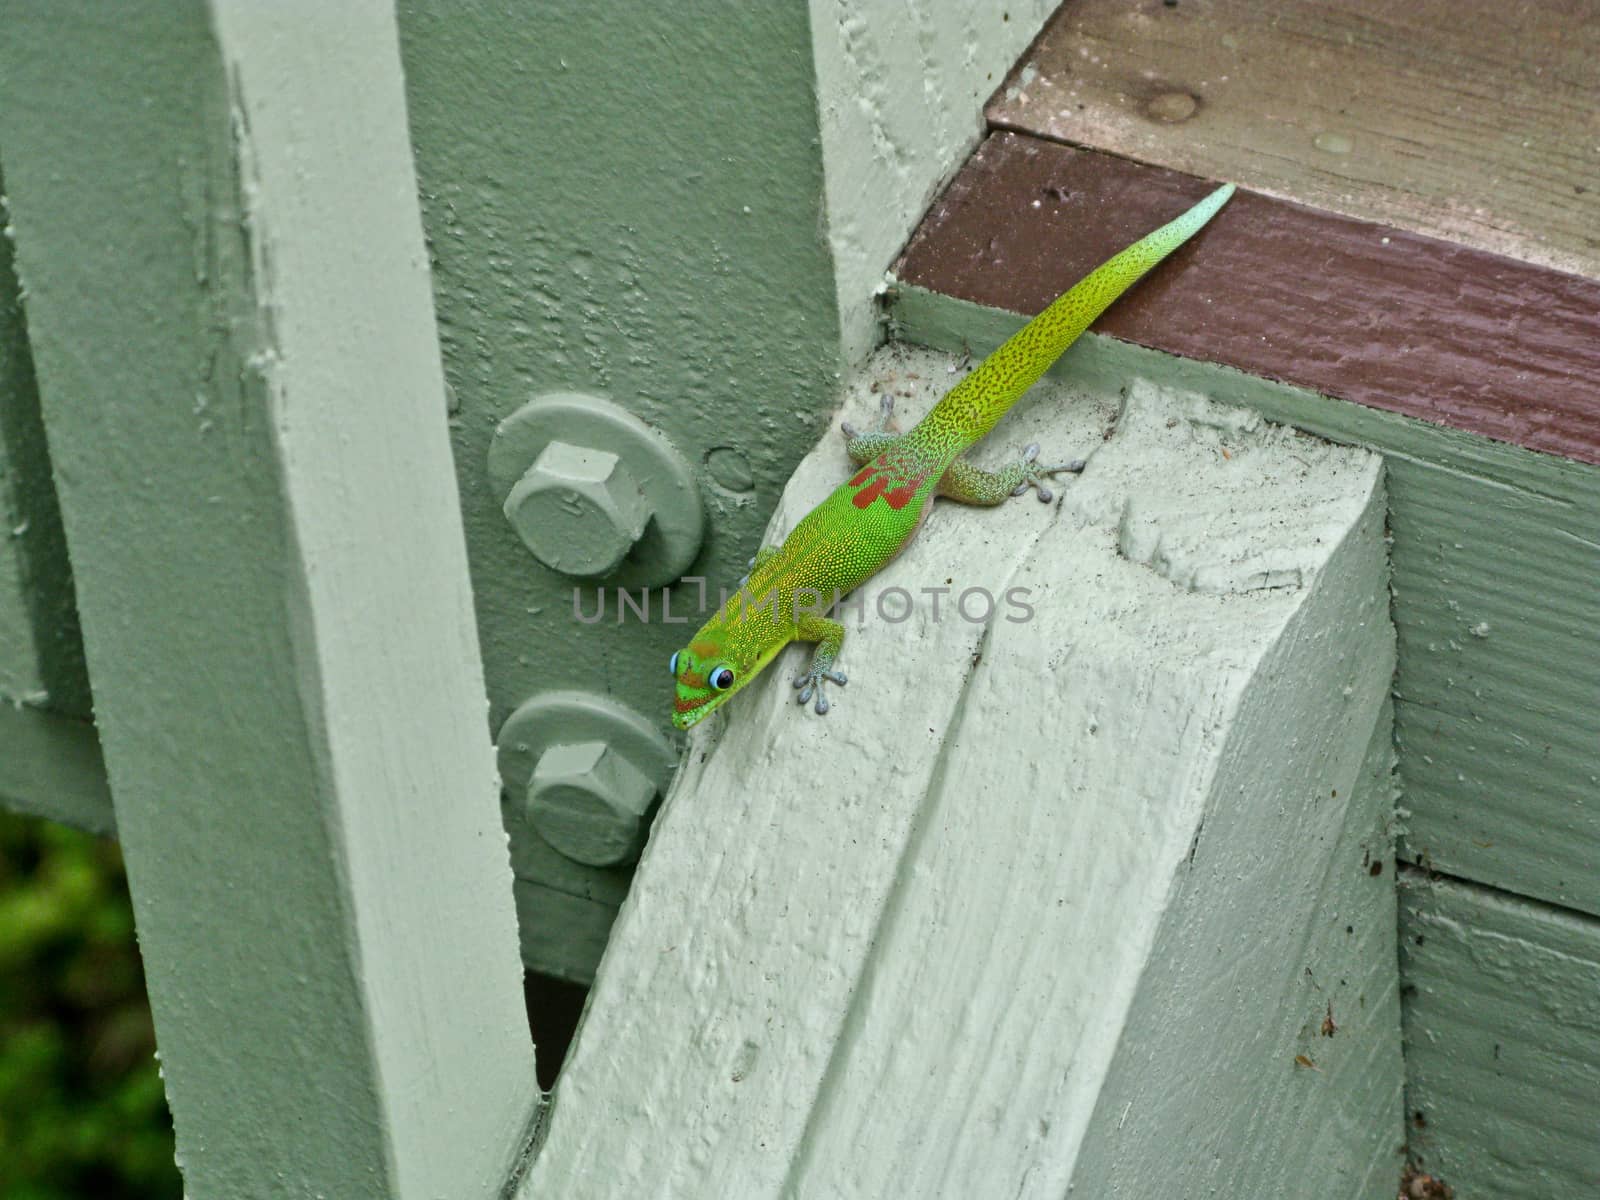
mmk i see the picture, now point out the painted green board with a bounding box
[1400,872,1600,1197]
[525,351,1400,1197]
[809,0,1057,362]
[0,704,111,836]
[392,1,1058,980]
[890,285,1600,918]
[0,4,537,1196]
[0,184,89,717]
[0,0,1060,991]
[394,4,845,984]
[395,0,844,747]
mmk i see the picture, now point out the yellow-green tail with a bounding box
[915,183,1234,458]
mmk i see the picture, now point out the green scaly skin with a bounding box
[672,183,1235,730]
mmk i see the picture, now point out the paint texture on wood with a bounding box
[513,881,619,988]
[396,0,1061,979]
[809,0,1055,362]
[395,4,844,983]
[897,132,1600,465]
[0,185,89,716]
[0,3,537,1196]
[1400,872,1600,1197]
[507,806,629,983]
[396,0,842,753]
[891,286,1600,917]
[522,349,1398,1198]
[0,705,111,836]
[987,0,1600,280]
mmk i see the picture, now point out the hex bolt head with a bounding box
[502,440,652,577]
[488,393,704,587]
[525,740,659,867]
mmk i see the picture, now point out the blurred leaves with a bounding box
[0,810,181,1199]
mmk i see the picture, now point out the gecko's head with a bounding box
[670,633,752,731]
[670,616,785,731]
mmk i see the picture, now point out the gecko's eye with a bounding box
[669,651,681,676]
[709,666,735,691]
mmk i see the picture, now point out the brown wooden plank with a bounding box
[895,131,1600,464]
[987,0,1600,279]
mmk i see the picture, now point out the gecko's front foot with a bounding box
[793,664,847,716]
[1009,442,1086,504]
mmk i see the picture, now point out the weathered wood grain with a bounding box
[987,0,1600,279]
[0,3,538,1196]
[890,285,1600,918]
[522,349,1398,1198]
[1400,871,1600,1196]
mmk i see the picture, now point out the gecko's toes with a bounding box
[1012,482,1029,497]
[795,666,845,713]
[1022,443,1040,462]
[1036,486,1053,503]
[840,420,860,438]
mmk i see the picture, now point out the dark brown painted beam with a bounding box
[896,131,1600,465]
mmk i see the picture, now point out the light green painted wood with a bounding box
[394,1,1059,980]
[394,3,846,985]
[525,351,1399,1197]
[395,0,844,748]
[891,284,1600,917]
[507,802,629,983]
[1072,694,1405,1199]
[513,880,619,989]
[1400,872,1600,1197]
[0,183,89,717]
[0,0,1065,986]
[0,704,111,836]
[810,0,1055,362]
[0,4,537,1196]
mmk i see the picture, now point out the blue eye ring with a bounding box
[669,651,681,676]
[710,666,735,691]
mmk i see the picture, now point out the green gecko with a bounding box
[671,183,1234,731]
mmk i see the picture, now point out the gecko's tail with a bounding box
[924,182,1235,453]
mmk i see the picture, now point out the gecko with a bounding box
[671,183,1234,731]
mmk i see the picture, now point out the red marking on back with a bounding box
[850,465,925,510]
[882,479,920,509]
[852,476,889,508]
[849,464,875,487]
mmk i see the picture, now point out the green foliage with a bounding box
[0,810,181,1199]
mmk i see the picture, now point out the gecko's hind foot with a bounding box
[842,392,903,464]
[1008,443,1086,503]
[793,667,847,716]
[842,392,896,441]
